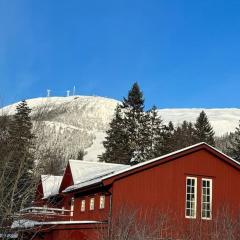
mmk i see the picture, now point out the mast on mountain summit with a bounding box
[73,86,76,96]
[47,89,51,97]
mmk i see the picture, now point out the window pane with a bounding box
[186,177,197,218]
[90,198,95,210]
[81,200,85,212]
[99,195,105,209]
[201,179,212,219]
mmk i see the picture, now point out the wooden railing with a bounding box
[16,207,72,222]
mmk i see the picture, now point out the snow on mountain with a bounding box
[157,108,240,136]
[1,95,240,163]
[1,96,120,162]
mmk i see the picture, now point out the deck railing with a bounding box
[16,207,72,222]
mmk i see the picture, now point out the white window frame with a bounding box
[185,176,197,219]
[99,195,105,209]
[201,178,212,220]
[61,206,65,215]
[81,199,86,212]
[70,197,74,217]
[90,197,95,211]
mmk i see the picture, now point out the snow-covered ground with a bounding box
[84,131,107,161]
[1,95,240,163]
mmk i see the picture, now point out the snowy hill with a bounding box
[2,96,240,163]
[1,96,119,162]
[158,108,240,136]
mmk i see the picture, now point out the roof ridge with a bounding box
[69,159,128,166]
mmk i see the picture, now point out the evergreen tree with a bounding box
[226,122,240,162]
[121,82,145,163]
[122,82,144,111]
[194,111,215,146]
[8,100,35,210]
[100,82,166,164]
[77,149,85,160]
[158,121,175,155]
[173,121,196,150]
[99,105,131,164]
[146,106,165,158]
[0,115,11,167]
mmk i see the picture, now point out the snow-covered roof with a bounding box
[41,175,63,198]
[63,160,129,192]
[68,160,129,185]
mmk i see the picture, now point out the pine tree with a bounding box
[100,83,166,164]
[158,121,175,155]
[173,121,196,150]
[123,83,145,162]
[8,100,35,210]
[0,115,11,167]
[122,82,144,111]
[99,105,131,164]
[100,83,154,164]
[146,106,165,158]
[194,111,215,146]
[77,149,85,160]
[226,122,240,162]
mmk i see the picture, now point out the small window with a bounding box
[81,200,86,212]
[99,195,105,209]
[70,197,74,217]
[185,177,197,219]
[201,178,212,220]
[90,198,95,210]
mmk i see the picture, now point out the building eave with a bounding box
[102,142,240,186]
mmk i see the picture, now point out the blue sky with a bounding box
[1,0,240,109]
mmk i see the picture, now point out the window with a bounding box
[81,200,86,212]
[90,198,95,210]
[70,197,74,217]
[185,177,197,218]
[201,179,212,220]
[99,195,105,209]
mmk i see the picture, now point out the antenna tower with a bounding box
[73,86,76,96]
[47,89,51,97]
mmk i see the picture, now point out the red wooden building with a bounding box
[15,143,240,239]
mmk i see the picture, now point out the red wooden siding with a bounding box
[59,164,74,193]
[73,193,110,221]
[34,180,44,206]
[111,149,240,220]
[32,223,104,240]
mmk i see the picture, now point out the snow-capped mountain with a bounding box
[1,95,240,162]
[1,96,119,162]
